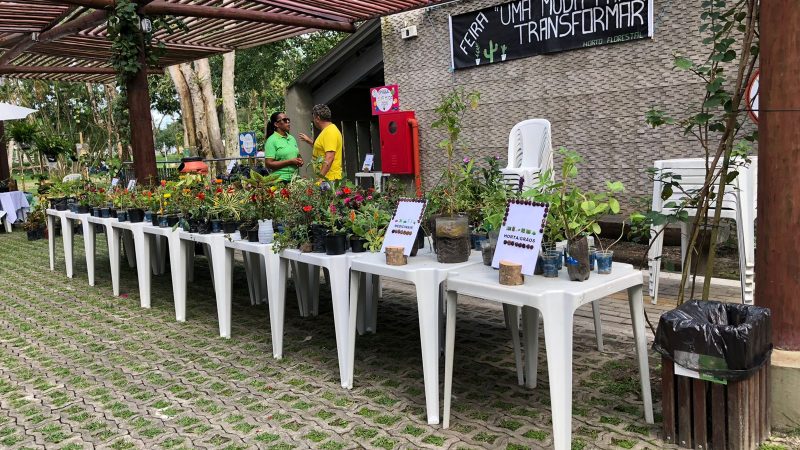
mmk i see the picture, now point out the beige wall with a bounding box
[381,0,712,208]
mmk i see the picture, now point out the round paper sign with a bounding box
[373,87,394,113]
[746,70,759,124]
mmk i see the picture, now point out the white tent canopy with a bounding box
[0,102,36,121]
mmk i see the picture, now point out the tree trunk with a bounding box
[194,58,226,174]
[168,65,196,152]
[180,63,211,158]
[104,84,119,158]
[221,51,239,158]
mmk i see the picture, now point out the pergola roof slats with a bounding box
[0,0,446,83]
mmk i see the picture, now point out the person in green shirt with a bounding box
[264,111,303,182]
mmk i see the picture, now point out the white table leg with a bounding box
[541,305,575,450]
[415,273,442,425]
[327,263,353,388]
[345,270,361,389]
[443,290,458,429]
[503,304,525,386]
[265,255,287,359]
[222,246,236,335]
[186,242,195,282]
[174,238,189,322]
[60,216,74,278]
[107,226,121,296]
[356,273,367,336]
[592,301,604,352]
[242,251,257,306]
[628,285,654,423]
[47,214,56,271]
[290,260,308,317]
[522,306,540,389]
[205,243,215,290]
[83,219,96,286]
[208,241,231,338]
[133,228,152,308]
[165,233,185,321]
[122,229,136,268]
[367,274,379,333]
[310,266,321,316]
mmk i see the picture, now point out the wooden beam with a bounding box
[0,9,107,66]
[55,0,356,32]
[0,65,162,75]
[757,0,800,350]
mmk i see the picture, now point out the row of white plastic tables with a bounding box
[45,209,652,449]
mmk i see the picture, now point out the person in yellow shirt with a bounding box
[298,104,343,181]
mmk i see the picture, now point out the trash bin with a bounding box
[653,300,772,450]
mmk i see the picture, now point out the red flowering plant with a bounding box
[240,170,281,221]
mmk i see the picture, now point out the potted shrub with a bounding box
[349,204,392,253]
[241,170,281,244]
[524,149,624,281]
[23,205,46,240]
[429,88,481,263]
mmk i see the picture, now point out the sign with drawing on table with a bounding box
[491,199,549,275]
[239,131,257,157]
[381,198,426,256]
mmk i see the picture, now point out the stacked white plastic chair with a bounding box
[501,119,554,190]
[62,173,82,183]
[647,157,757,305]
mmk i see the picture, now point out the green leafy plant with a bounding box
[524,149,624,243]
[5,121,37,147]
[430,88,480,217]
[348,204,392,252]
[640,0,758,302]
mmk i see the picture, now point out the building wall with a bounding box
[381,0,712,208]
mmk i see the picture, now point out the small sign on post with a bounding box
[362,154,375,172]
[239,131,257,157]
[381,198,426,256]
[491,199,549,276]
[126,179,137,191]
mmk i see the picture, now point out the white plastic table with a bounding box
[46,209,74,278]
[63,211,97,285]
[177,230,230,338]
[110,220,155,309]
[223,240,285,357]
[279,249,378,387]
[442,263,654,450]
[85,215,122,293]
[0,191,30,225]
[140,223,195,322]
[345,249,483,424]
[0,210,8,233]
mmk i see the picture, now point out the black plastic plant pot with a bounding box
[150,213,159,226]
[116,210,128,222]
[325,233,347,255]
[310,224,329,253]
[211,219,223,233]
[158,215,169,227]
[128,208,145,223]
[167,215,180,227]
[109,208,118,218]
[197,220,211,234]
[92,207,101,217]
[248,229,260,242]
[54,198,68,211]
[26,227,45,241]
[100,208,111,218]
[77,205,90,214]
[222,221,238,234]
[350,237,367,253]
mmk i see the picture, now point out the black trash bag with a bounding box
[653,300,772,381]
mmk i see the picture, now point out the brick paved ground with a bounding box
[0,229,797,449]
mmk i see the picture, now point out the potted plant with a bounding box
[524,149,624,281]
[23,205,46,240]
[349,204,392,253]
[429,88,481,263]
[241,170,281,243]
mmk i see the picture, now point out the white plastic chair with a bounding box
[501,119,554,189]
[62,173,81,183]
[647,157,757,304]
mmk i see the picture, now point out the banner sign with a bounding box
[370,85,400,115]
[491,199,549,275]
[449,0,654,70]
[381,198,426,256]
[239,131,257,157]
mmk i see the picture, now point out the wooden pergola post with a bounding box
[0,121,9,181]
[125,32,158,185]
[756,1,800,350]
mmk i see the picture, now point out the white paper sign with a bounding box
[362,154,374,172]
[111,178,120,188]
[226,160,237,175]
[491,200,549,276]
[126,179,137,190]
[381,198,426,256]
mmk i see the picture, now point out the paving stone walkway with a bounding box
[0,229,796,449]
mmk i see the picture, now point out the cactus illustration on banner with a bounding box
[474,43,481,65]
[483,40,499,63]
[501,43,507,61]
